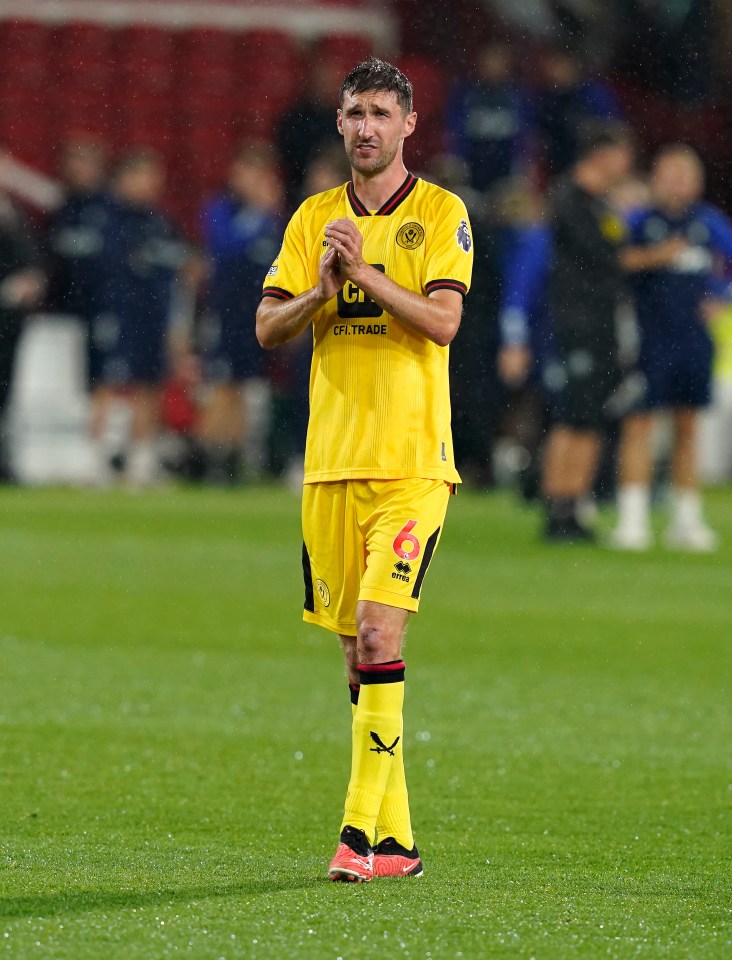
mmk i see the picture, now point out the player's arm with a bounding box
[324,218,463,347]
[256,247,343,350]
[619,239,688,272]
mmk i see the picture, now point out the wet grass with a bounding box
[1,485,730,959]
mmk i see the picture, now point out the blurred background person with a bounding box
[541,124,682,541]
[610,145,732,551]
[45,139,110,387]
[536,47,623,179]
[91,148,188,487]
[276,57,343,212]
[446,38,535,193]
[0,175,45,481]
[198,143,283,485]
[495,180,552,501]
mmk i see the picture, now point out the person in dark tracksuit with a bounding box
[541,124,684,541]
[45,140,110,386]
[91,149,188,486]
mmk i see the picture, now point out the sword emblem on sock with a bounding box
[369,731,400,756]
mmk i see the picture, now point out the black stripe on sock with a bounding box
[302,541,314,612]
[359,661,406,685]
[411,526,441,599]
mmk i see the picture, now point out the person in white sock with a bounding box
[612,409,716,551]
[610,145,729,552]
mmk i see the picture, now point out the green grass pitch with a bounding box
[1,485,730,959]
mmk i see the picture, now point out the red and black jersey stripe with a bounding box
[425,278,468,298]
[261,286,294,301]
[346,173,418,218]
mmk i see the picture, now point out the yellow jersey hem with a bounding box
[303,469,461,484]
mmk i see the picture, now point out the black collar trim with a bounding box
[347,173,418,217]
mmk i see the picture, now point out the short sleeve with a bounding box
[422,193,474,299]
[261,205,310,301]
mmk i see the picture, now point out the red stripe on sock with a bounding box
[357,661,405,674]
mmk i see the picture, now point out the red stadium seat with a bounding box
[0,19,51,59]
[241,29,301,63]
[397,56,448,122]
[117,26,175,94]
[178,27,236,66]
[0,95,54,168]
[56,22,111,61]
[317,34,374,73]
[53,90,114,141]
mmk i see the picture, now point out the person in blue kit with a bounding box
[495,192,553,501]
[446,39,534,193]
[610,145,732,551]
[198,144,283,484]
[91,148,189,487]
[45,140,110,386]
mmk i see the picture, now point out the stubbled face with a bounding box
[337,89,416,177]
[652,154,704,212]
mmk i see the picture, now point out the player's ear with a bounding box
[403,111,417,138]
[336,109,344,137]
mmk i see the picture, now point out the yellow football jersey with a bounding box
[262,173,473,483]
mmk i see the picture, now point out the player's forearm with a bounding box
[354,265,460,347]
[256,287,326,349]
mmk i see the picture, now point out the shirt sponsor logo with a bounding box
[337,263,385,318]
[396,221,425,250]
[332,323,387,336]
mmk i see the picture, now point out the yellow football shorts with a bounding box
[301,478,453,636]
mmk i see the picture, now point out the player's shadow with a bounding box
[0,876,313,920]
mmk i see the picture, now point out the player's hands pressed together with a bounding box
[317,246,346,302]
[324,217,463,347]
[324,218,367,284]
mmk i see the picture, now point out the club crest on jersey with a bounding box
[396,222,425,250]
[456,219,472,253]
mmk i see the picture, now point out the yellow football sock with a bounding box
[375,739,414,850]
[341,661,405,846]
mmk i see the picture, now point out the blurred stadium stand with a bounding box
[0,2,397,232]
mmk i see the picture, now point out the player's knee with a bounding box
[357,619,401,663]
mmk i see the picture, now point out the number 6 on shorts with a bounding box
[392,520,421,561]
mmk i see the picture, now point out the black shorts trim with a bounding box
[302,541,314,612]
[411,526,441,600]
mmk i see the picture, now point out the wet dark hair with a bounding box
[576,121,632,161]
[339,57,413,114]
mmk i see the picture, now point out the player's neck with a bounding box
[350,161,410,212]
